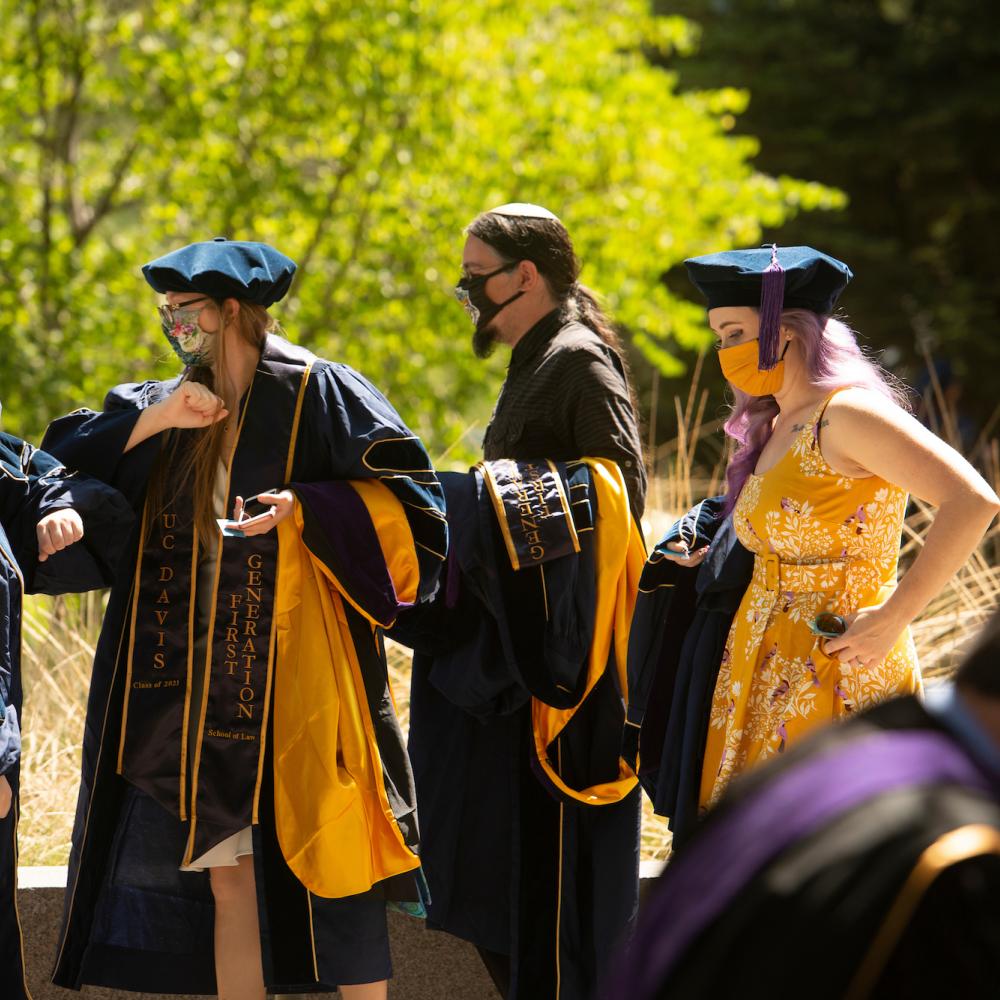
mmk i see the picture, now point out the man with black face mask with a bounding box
[455,202,646,522]
[397,204,647,1000]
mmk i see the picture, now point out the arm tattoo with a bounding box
[791,418,830,432]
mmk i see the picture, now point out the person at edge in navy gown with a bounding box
[41,238,447,1000]
[1,410,133,1000]
[396,204,647,1000]
[609,608,1000,1000]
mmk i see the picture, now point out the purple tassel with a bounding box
[758,244,785,370]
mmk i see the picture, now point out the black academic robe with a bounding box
[392,458,642,1000]
[610,695,1000,1000]
[0,429,132,1000]
[624,501,753,846]
[41,335,447,994]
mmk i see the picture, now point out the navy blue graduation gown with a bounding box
[40,336,446,995]
[624,502,753,846]
[391,461,641,1000]
[0,428,132,1000]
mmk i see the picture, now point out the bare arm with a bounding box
[124,382,228,452]
[821,387,999,665]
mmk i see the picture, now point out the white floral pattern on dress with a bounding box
[700,390,922,808]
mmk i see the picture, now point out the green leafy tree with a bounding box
[657,0,1000,441]
[0,0,841,458]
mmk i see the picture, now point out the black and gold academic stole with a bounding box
[118,338,315,860]
[478,458,581,569]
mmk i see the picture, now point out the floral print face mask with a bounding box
[157,297,215,366]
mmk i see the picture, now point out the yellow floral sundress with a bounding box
[700,388,921,808]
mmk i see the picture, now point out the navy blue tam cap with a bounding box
[684,245,852,314]
[684,245,853,369]
[142,238,297,307]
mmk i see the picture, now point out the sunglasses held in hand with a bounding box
[809,612,848,639]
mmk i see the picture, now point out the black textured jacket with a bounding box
[482,309,647,521]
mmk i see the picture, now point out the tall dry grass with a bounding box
[17,379,1000,866]
[18,591,105,866]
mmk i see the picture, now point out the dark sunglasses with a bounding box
[453,262,519,304]
[809,612,848,639]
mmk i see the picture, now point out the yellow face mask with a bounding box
[718,338,786,396]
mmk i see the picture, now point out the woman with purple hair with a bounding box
[657,245,999,810]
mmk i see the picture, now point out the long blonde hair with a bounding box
[146,300,276,543]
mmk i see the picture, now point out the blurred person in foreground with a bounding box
[611,608,1000,1000]
[625,245,1000,844]
[0,409,132,1000]
[392,203,646,999]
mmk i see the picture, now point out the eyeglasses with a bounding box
[809,612,847,639]
[453,262,519,307]
[157,296,213,329]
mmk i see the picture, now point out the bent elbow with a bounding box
[939,486,1000,530]
[974,487,1000,524]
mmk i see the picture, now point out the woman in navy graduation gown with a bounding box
[41,239,447,999]
[1,419,132,1000]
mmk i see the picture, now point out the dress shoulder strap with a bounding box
[806,386,850,453]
